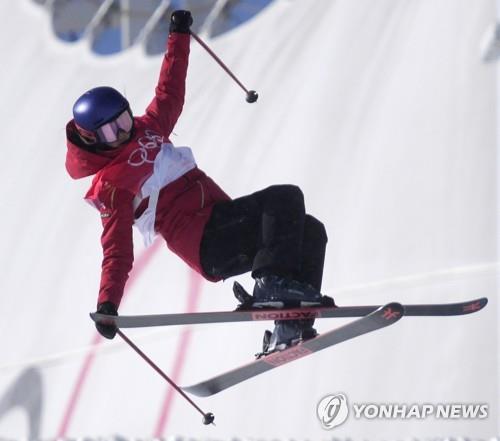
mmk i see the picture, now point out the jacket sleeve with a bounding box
[96,184,135,308]
[144,32,190,136]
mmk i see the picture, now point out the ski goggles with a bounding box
[95,109,133,143]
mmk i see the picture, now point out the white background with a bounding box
[0,0,497,439]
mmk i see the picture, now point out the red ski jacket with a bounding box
[65,33,230,308]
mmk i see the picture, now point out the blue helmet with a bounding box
[73,86,130,135]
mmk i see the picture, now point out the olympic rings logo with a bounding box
[128,130,164,167]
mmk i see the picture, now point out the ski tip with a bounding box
[182,383,215,398]
[373,302,405,324]
[461,297,488,314]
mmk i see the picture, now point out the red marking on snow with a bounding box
[154,271,203,437]
[57,239,162,438]
[56,332,102,437]
[263,345,313,367]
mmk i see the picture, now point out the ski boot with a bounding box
[232,276,335,356]
[233,277,335,310]
[256,319,318,358]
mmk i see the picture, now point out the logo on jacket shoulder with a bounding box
[128,130,164,167]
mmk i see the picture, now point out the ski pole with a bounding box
[190,30,258,103]
[116,329,215,426]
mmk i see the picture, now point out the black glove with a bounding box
[169,10,193,34]
[95,301,118,339]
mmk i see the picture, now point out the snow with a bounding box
[0,0,497,439]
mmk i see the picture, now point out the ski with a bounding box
[181,302,404,397]
[90,297,487,328]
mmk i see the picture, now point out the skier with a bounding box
[65,10,333,356]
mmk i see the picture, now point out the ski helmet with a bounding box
[73,86,131,141]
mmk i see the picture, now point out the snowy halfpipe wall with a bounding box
[0,0,497,439]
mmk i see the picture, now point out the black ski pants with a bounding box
[200,185,328,291]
